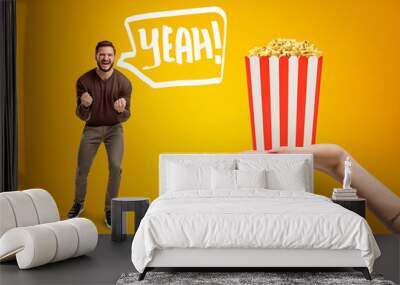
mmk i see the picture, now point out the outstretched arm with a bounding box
[247,144,400,233]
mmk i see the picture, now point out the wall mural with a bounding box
[16,0,400,235]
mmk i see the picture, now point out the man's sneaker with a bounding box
[67,202,84,218]
[105,210,111,229]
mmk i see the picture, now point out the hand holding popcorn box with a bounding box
[245,38,323,150]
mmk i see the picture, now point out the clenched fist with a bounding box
[80,92,93,107]
[114,98,126,113]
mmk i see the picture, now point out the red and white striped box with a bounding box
[245,55,323,150]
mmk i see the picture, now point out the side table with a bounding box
[111,197,150,242]
[332,198,366,218]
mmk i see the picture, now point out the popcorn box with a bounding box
[245,55,323,150]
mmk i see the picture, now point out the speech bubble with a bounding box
[117,7,227,88]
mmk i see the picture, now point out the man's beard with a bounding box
[97,60,114,72]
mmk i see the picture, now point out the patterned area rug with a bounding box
[116,271,395,285]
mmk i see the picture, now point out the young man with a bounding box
[68,41,132,228]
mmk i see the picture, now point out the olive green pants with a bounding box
[74,124,124,211]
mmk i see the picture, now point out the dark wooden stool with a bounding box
[111,197,149,242]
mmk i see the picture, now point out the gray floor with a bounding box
[0,235,135,285]
[1,235,399,285]
[374,235,400,284]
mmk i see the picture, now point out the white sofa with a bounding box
[0,189,98,269]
